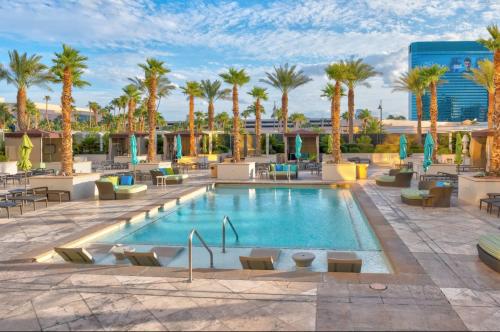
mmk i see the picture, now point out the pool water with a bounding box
[99,186,381,251]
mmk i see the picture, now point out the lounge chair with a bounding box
[54,247,94,264]
[401,181,453,207]
[239,248,281,270]
[327,252,362,272]
[375,171,414,187]
[150,168,188,185]
[269,164,298,180]
[477,235,500,272]
[95,176,148,200]
[124,246,184,266]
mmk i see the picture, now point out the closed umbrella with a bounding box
[295,134,302,160]
[423,132,434,173]
[130,135,139,182]
[176,134,183,160]
[454,133,462,165]
[399,134,407,165]
[17,133,33,193]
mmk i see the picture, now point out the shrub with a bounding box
[356,135,372,145]
[0,155,7,162]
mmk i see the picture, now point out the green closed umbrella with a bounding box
[423,132,434,173]
[295,134,302,160]
[176,134,183,160]
[17,133,33,193]
[399,134,407,164]
[454,133,462,165]
[130,135,139,182]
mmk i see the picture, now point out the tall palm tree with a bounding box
[44,95,51,124]
[0,50,52,131]
[325,63,348,163]
[420,64,448,160]
[122,84,141,133]
[343,58,378,143]
[194,111,206,131]
[51,44,89,175]
[271,106,283,132]
[260,63,311,137]
[180,81,202,156]
[87,101,100,127]
[219,68,250,162]
[248,87,268,155]
[478,24,500,173]
[215,111,230,132]
[138,58,170,162]
[289,112,308,129]
[356,109,372,134]
[393,68,427,145]
[464,60,495,128]
[200,80,231,131]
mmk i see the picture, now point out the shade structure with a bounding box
[423,132,434,172]
[399,134,408,162]
[454,132,462,165]
[295,134,302,159]
[130,134,139,166]
[176,134,183,159]
[17,133,33,192]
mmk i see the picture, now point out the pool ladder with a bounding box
[222,215,239,253]
[188,229,213,283]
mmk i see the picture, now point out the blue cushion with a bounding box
[120,175,133,185]
[160,168,167,175]
[290,165,297,172]
[435,181,450,187]
[275,164,283,171]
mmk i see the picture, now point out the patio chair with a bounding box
[477,235,500,272]
[54,247,94,264]
[327,252,362,273]
[375,171,414,188]
[124,246,184,266]
[479,193,500,213]
[239,248,281,270]
[0,194,23,218]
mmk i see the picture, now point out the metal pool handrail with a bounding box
[188,228,213,283]
[222,215,239,253]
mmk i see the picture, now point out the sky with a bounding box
[0,0,498,121]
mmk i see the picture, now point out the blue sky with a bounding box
[0,0,498,120]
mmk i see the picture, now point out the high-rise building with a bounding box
[408,41,492,122]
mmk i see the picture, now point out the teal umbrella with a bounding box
[454,133,462,165]
[399,134,408,163]
[130,135,139,182]
[295,134,302,160]
[17,133,33,192]
[423,132,434,173]
[176,134,183,160]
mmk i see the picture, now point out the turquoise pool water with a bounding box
[98,186,381,251]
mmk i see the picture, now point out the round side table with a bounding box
[292,252,316,268]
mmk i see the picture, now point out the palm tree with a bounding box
[260,63,311,137]
[122,84,141,134]
[325,62,348,163]
[180,81,203,156]
[343,58,378,143]
[0,50,52,131]
[464,60,495,128]
[215,111,230,132]
[356,109,372,134]
[0,103,13,129]
[194,111,206,132]
[26,99,39,129]
[87,101,100,127]
[51,44,89,175]
[289,112,308,129]
[200,80,231,131]
[219,68,250,162]
[44,95,51,124]
[271,106,284,132]
[248,87,268,155]
[478,24,500,173]
[420,64,448,160]
[138,58,170,162]
[393,68,427,145]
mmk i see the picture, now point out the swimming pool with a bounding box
[88,186,390,273]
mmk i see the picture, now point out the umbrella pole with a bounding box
[25,171,27,194]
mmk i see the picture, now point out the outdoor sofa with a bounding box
[150,167,188,185]
[95,175,147,200]
[269,163,298,180]
[477,234,500,272]
[375,170,414,187]
[400,181,453,207]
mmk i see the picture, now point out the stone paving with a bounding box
[0,168,498,330]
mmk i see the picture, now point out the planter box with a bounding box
[0,161,18,174]
[44,161,92,174]
[322,162,357,181]
[114,155,148,163]
[217,162,255,180]
[322,153,400,166]
[415,162,457,177]
[458,175,500,205]
[29,173,102,200]
[132,162,172,172]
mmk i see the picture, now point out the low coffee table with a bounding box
[292,252,316,268]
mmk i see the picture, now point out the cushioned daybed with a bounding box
[150,168,188,185]
[375,171,414,187]
[269,164,298,180]
[477,235,500,272]
[401,181,453,207]
[95,175,147,200]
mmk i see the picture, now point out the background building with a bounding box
[408,41,493,122]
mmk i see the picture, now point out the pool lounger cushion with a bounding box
[240,248,281,270]
[125,246,184,266]
[327,251,362,273]
[54,247,94,264]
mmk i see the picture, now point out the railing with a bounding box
[188,229,214,283]
[222,215,239,253]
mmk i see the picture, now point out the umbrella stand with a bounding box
[25,171,28,195]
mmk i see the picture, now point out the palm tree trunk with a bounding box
[487,91,494,129]
[232,85,240,162]
[332,82,341,163]
[93,109,98,127]
[61,68,73,175]
[16,88,28,131]
[348,87,354,143]
[255,98,261,156]
[189,95,196,156]
[281,92,288,134]
[490,49,500,174]
[429,82,438,162]
[128,100,135,133]
[416,93,423,145]
[147,78,157,162]
[208,101,215,131]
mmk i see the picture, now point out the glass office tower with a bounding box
[408,41,492,122]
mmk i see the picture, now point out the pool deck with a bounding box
[0,168,499,330]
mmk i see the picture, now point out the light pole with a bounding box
[377,100,383,144]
